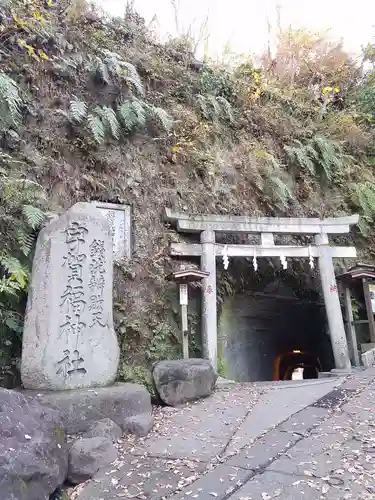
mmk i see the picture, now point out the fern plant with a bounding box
[258,152,294,210]
[60,54,172,143]
[0,156,47,363]
[117,100,173,135]
[196,94,234,123]
[284,139,315,175]
[52,54,84,79]
[61,97,173,144]
[284,135,343,182]
[146,104,173,132]
[311,136,343,179]
[117,101,145,132]
[0,173,46,258]
[265,175,294,210]
[94,105,120,139]
[86,112,105,144]
[88,50,144,96]
[0,73,23,130]
[69,97,87,123]
[349,181,375,235]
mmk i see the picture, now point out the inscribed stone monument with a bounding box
[21,202,120,390]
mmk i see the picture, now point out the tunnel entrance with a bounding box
[218,290,334,382]
[217,259,335,382]
[273,351,322,381]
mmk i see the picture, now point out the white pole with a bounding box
[179,283,189,359]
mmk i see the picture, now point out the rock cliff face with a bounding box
[0,1,372,387]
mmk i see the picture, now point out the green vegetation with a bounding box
[1,0,375,385]
[284,136,346,182]
[60,54,172,144]
[0,155,46,375]
[0,73,23,130]
[196,94,234,123]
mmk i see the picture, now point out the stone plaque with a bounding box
[21,202,120,390]
[91,202,131,260]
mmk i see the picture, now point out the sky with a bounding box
[98,0,375,59]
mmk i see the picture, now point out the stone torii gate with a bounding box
[165,209,359,373]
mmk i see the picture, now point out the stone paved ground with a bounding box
[225,369,375,500]
[69,376,350,499]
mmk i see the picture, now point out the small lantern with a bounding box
[166,268,210,359]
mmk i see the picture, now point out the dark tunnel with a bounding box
[275,351,322,380]
[217,258,335,382]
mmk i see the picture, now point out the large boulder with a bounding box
[26,382,152,435]
[67,437,118,485]
[83,418,122,440]
[123,413,154,437]
[152,359,218,406]
[0,388,68,500]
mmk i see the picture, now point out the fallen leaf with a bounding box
[322,484,330,494]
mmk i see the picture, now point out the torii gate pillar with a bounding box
[315,234,351,370]
[200,230,217,370]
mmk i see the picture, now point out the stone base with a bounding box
[330,368,353,376]
[319,368,353,379]
[215,376,236,385]
[23,383,152,436]
[318,371,339,379]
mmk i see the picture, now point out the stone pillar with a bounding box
[342,283,360,367]
[315,234,351,371]
[200,230,217,370]
[21,202,120,390]
[362,279,375,342]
